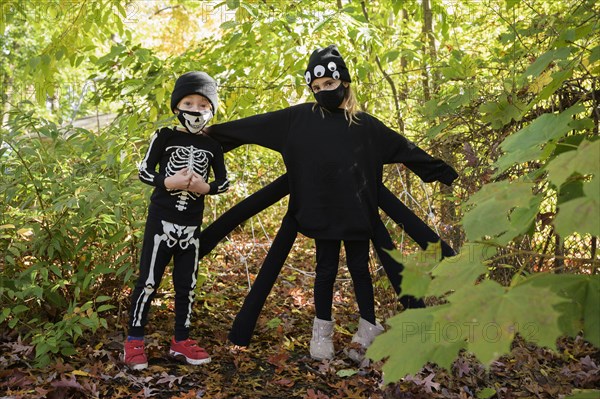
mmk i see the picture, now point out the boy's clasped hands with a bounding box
[164,168,210,195]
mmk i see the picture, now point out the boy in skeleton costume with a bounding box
[124,72,229,370]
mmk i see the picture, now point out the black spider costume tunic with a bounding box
[209,103,457,240]
[138,127,229,225]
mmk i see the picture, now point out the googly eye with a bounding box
[327,62,337,71]
[332,70,340,79]
[314,65,325,77]
[305,71,311,84]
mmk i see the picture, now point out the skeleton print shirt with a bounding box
[138,127,229,226]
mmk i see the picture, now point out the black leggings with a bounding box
[314,239,375,325]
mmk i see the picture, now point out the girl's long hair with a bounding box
[342,85,360,126]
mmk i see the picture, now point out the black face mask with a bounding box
[313,83,347,111]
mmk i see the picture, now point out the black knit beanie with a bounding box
[170,71,219,113]
[304,44,351,86]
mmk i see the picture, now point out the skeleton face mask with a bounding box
[176,109,213,134]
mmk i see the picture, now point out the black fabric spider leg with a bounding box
[379,184,456,257]
[228,213,298,346]
[375,184,456,309]
[372,218,426,309]
[199,174,289,258]
[225,186,451,345]
[198,175,455,344]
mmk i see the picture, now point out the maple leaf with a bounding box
[267,351,289,372]
[580,356,598,371]
[35,387,51,396]
[453,357,472,377]
[171,390,203,399]
[446,280,565,365]
[6,337,35,357]
[50,375,85,392]
[272,377,295,387]
[305,388,330,399]
[156,371,184,387]
[317,359,335,374]
[368,305,465,382]
[420,373,441,393]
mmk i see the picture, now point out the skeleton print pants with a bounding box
[128,215,201,341]
[314,239,376,325]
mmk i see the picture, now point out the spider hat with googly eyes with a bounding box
[304,44,352,87]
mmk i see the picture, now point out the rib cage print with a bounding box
[165,145,213,211]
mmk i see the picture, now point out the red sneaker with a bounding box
[123,339,148,370]
[169,337,211,365]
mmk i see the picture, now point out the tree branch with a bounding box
[360,1,404,132]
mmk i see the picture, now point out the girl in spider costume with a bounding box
[124,72,229,370]
[207,45,458,361]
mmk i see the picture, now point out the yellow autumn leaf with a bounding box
[528,70,553,94]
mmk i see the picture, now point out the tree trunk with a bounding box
[421,0,460,248]
[400,7,409,104]
[421,0,433,101]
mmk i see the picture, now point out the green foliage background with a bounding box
[0,0,598,379]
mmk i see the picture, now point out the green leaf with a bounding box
[583,278,600,347]
[442,54,477,80]
[554,176,600,237]
[97,304,116,312]
[61,345,77,356]
[477,387,497,399]
[462,181,536,244]
[426,120,451,140]
[446,280,566,365]
[522,48,571,79]
[336,369,358,377]
[12,304,29,315]
[226,0,240,9]
[383,50,400,63]
[399,265,431,299]
[494,105,584,176]
[96,295,112,303]
[546,139,599,187]
[505,194,543,239]
[522,68,574,113]
[589,45,600,64]
[479,95,522,129]
[389,241,442,298]
[368,305,466,382]
[266,317,281,329]
[563,390,600,399]
[505,104,582,151]
[558,179,584,204]
[493,145,543,177]
[36,341,51,357]
[428,243,497,297]
[0,308,11,324]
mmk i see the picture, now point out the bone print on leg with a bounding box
[184,234,200,328]
[168,223,200,332]
[131,227,170,327]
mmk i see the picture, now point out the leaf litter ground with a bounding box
[0,235,598,398]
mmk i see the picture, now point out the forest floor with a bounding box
[0,235,599,399]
